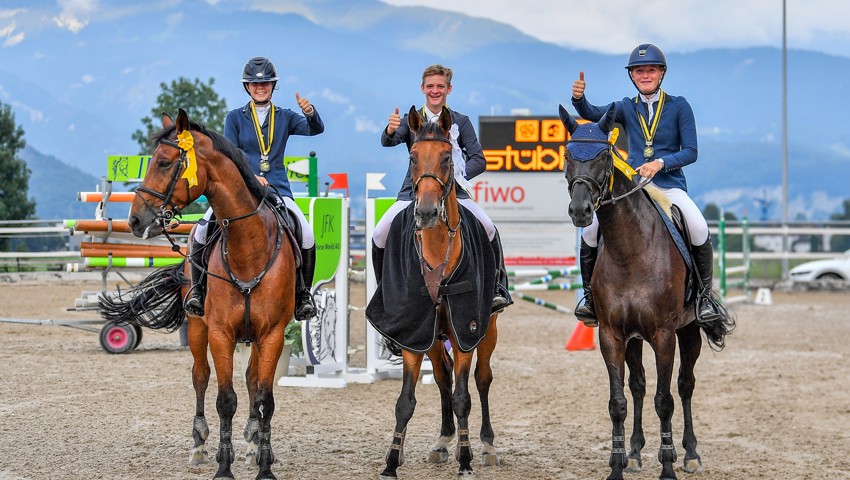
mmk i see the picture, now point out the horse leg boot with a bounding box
[574,239,598,327]
[693,237,724,325]
[295,245,317,321]
[490,230,513,314]
[184,239,207,317]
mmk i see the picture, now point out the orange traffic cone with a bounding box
[565,322,596,351]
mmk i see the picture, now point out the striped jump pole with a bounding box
[507,267,581,315]
[511,292,574,315]
[83,256,184,268]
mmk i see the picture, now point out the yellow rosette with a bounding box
[176,130,198,188]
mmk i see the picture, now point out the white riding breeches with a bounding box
[581,185,709,247]
[372,197,496,249]
[192,196,315,249]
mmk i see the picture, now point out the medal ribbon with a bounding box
[250,101,275,159]
[634,90,665,154]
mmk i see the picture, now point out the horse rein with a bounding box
[565,138,651,210]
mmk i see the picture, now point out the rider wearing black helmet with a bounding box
[569,43,727,328]
[185,56,324,321]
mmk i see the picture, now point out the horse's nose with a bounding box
[568,200,593,227]
[414,204,439,229]
[127,214,147,238]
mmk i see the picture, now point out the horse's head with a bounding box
[559,104,618,227]
[128,108,208,239]
[408,105,455,230]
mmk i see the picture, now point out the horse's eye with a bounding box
[156,156,172,169]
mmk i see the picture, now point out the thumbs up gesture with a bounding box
[387,107,401,135]
[572,71,586,100]
[295,92,315,115]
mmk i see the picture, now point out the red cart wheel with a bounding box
[99,323,138,354]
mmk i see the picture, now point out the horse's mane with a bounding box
[152,123,267,201]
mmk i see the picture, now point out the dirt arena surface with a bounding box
[1,277,849,480]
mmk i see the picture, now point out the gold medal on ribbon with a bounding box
[250,102,275,173]
[635,91,665,161]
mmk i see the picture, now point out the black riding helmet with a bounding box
[625,44,666,93]
[242,56,278,94]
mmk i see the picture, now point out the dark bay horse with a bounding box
[559,104,734,480]
[367,106,500,478]
[100,108,296,480]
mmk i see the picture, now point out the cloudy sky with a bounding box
[380,0,850,58]
[4,1,848,58]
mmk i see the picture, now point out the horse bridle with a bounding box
[411,134,456,223]
[565,138,651,210]
[135,137,192,225]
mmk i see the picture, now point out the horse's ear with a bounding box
[598,104,617,135]
[438,106,452,134]
[161,112,174,129]
[176,108,189,134]
[408,105,422,135]
[558,104,579,134]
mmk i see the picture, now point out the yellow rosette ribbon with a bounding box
[176,130,198,188]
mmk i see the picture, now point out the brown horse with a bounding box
[559,104,734,480]
[100,108,296,480]
[367,106,500,478]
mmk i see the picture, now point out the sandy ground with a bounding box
[1,276,849,480]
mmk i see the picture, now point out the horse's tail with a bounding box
[699,302,737,352]
[98,261,187,332]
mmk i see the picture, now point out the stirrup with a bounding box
[574,298,598,327]
[696,301,721,325]
[295,293,316,321]
[491,295,510,314]
[184,295,205,317]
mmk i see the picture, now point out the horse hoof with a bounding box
[457,467,476,477]
[188,448,209,466]
[683,457,704,473]
[427,447,449,463]
[378,473,397,480]
[625,457,642,473]
[480,452,500,466]
[244,450,257,467]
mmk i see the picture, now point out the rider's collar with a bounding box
[421,105,448,123]
[638,90,661,104]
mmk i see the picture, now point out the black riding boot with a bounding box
[184,240,207,317]
[693,237,723,325]
[574,239,598,327]
[491,230,513,314]
[371,241,385,286]
[295,246,317,321]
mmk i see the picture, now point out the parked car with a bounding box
[789,249,850,281]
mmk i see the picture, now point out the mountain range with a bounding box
[2,0,848,220]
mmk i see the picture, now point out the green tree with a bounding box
[132,77,228,155]
[0,102,36,225]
